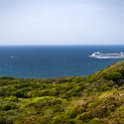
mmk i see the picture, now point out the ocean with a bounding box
[0,45,123,78]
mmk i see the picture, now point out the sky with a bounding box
[0,0,124,45]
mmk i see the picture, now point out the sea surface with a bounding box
[0,45,124,78]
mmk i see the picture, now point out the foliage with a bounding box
[0,61,124,124]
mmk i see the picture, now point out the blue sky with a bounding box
[0,0,124,45]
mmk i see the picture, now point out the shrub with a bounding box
[105,72,122,82]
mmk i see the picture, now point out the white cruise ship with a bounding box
[89,51,124,59]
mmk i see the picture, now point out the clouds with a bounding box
[0,0,123,45]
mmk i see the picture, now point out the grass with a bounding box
[0,61,124,124]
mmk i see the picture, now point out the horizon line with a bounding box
[0,44,124,46]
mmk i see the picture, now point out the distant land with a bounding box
[0,61,124,124]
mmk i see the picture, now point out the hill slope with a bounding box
[0,61,124,124]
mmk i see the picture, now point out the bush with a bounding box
[104,72,122,84]
[0,76,15,80]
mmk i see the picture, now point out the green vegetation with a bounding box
[0,61,124,124]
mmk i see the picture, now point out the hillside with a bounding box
[0,61,124,124]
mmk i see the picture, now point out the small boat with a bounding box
[89,51,124,59]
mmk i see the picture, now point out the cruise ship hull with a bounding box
[89,52,124,59]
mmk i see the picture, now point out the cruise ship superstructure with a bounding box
[89,52,124,59]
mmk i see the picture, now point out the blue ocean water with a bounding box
[0,45,123,78]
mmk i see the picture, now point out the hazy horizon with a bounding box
[0,43,124,46]
[0,0,124,45]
